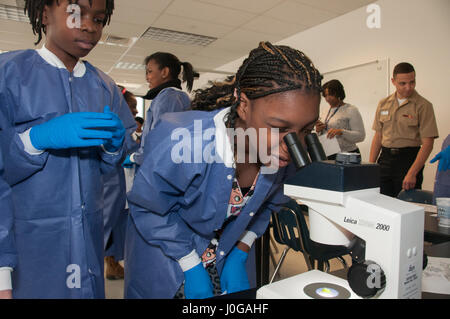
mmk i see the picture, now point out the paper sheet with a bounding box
[318,134,341,157]
[422,257,450,295]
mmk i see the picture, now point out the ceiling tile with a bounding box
[153,12,234,38]
[195,0,284,14]
[102,22,149,39]
[90,43,129,56]
[223,28,279,46]
[185,53,233,70]
[0,0,18,6]
[264,0,338,27]
[111,4,160,27]
[133,37,204,57]
[166,0,255,28]
[241,15,308,37]
[192,46,243,65]
[0,19,32,35]
[114,0,172,13]
[291,0,375,15]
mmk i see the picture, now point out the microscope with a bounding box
[257,133,424,299]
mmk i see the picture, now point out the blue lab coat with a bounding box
[0,152,16,281]
[132,87,191,166]
[124,108,294,298]
[103,135,139,260]
[0,48,136,298]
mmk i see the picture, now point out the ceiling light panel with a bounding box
[115,62,145,70]
[0,4,28,23]
[142,26,217,47]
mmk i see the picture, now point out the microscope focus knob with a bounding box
[335,152,361,164]
[347,261,386,298]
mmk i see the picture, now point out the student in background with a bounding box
[431,134,450,202]
[0,0,136,298]
[133,117,144,144]
[128,52,195,166]
[103,86,140,280]
[124,42,322,299]
[369,62,439,197]
[120,86,138,118]
[315,79,365,160]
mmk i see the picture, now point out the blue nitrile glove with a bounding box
[102,106,125,153]
[122,154,133,168]
[220,247,250,294]
[30,111,115,150]
[430,146,450,172]
[183,263,214,299]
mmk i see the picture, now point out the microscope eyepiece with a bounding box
[283,132,311,170]
[305,133,327,162]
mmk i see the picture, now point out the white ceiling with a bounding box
[0,0,374,96]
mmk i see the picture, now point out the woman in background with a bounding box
[315,79,365,160]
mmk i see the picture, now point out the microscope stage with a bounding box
[257,270,360,299]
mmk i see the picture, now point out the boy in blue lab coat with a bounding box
[0,0,136,298]
[0,151,15,300]
[124,42,323,299]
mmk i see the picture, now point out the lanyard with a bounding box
[324,104,343,129]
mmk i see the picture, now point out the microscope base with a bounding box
[256,270,360,299]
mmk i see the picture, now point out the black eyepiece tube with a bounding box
[283,132,311,170]
[305,133,327,162]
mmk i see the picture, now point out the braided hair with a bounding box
[191,41,322,128]
[24,0,115,45]
[190,75,236,111]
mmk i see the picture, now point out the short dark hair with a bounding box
[144,52,195,92]
[135,117,144,125]
[25,0,114,45]
[393,62,415,77]
[322,79,346,100]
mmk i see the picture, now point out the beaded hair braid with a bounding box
[191,41,322,128]
[190,75,236,112]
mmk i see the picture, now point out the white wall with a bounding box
[215,0,450,191]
